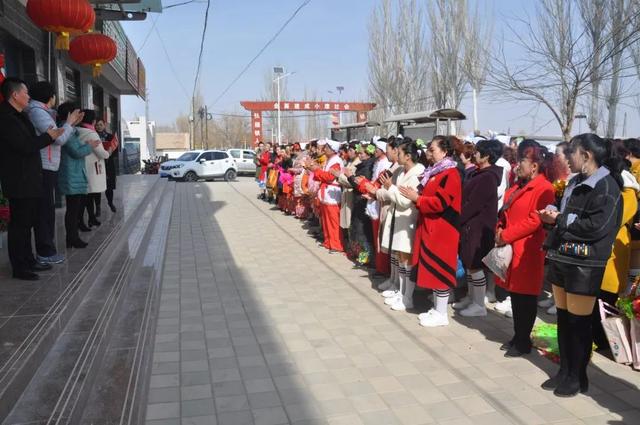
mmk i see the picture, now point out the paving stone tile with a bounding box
[148,387,181,404]
[146,402,180,420]
[252,406,289,425]
[181,397,215,418]
[181,384,213,401]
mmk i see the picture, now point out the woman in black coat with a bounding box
[345,144,376,265]
[455,139,504,316]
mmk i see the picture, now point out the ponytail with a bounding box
[571,133,624,187]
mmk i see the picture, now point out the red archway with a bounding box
[240,100,376,145]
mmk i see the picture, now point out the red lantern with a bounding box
[69,33,117,77]
[27,0,95,50]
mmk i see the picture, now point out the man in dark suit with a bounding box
[0,78,64,280]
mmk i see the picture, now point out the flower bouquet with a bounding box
[617,280,640,370]
[531,323,560,363]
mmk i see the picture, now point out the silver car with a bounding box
[227,149,257,175]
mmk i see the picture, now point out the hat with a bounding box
[495,135,510,145]
[374,140,387,152]
[327,140,341,152]
[317,139,328,146]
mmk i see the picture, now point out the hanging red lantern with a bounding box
[26,0,95,50]
[69,33,117,77]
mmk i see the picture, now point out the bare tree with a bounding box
[605,0,634,137]
[491,0,640,141]
[462,1,493,132]
[368,0,431,136]
[578,0,609,133]
[427,0,468,110]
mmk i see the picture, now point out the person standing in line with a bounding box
[56,102,99,248]
[368,139,392,275]
[0,77,64,280]
[336,140,362,246]
[25,81,83,264]
[399,136,462,327]
[540,133,623,397]
[375,140,424,311]
[454,139,504,317]
[76,110,112,228]
[495,144,558,357]
[95,119,118,213]
[308,140,344,253]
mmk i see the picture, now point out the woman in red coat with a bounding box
[399,136,462,327]
[495,143,558,356]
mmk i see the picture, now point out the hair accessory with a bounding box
[416,139,425,148]
[366,144,376,155]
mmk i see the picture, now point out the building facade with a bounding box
[0,0,149,174]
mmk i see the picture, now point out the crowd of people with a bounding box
[254,131,640,397]
[0,77,119,281]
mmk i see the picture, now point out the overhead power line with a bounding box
[192,0,212,99]
[210,0,313,107]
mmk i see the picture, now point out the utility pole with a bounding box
[204,105,209,149]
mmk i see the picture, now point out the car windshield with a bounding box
[176,152,200,161]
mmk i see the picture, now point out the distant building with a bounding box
[124,116,156,171]
[156,133,190,159]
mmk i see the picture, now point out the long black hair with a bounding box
[399,139,421,164]
[570,133,624,186]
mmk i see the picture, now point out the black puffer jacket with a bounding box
[545,167,622,268]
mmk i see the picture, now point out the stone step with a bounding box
[1,177,172,425]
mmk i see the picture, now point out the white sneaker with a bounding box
[378,278,394,291]
[452,296,472,310]
[418,310,449,327]
[485,291,497,303]
[382,289,399,298]
[504,309,513,318]
[494,297,512,315]
[547,305,557,315]
[385,294,401,305]
[390,299,412,311]
[538,298,554,308]
[459,303,487,317]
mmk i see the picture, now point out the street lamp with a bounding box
[575,113,587,134]
[273,67,295,146]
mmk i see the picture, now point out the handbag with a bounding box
[482,244,513,281]
[599,299,633,364]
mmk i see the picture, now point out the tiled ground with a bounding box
[145,178,640,425]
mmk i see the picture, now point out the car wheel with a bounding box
[183,171,198,182]
[224,169,237,182]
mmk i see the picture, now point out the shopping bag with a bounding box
[599,300,633,364]
[531,323,560,363]
[482,244,513,281]
[456,257,465,280]
[630,318,640,370]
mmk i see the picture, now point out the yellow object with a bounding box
[55,32,70,50]
[602,188,638,294]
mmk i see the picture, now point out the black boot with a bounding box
[554,312,591,397]
[541,308,568,390]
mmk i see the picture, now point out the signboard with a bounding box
[126,38,138,92]
[137,58,146,100]
[103,21,127,80]
[250,112,262,145]
[240,101,376,112]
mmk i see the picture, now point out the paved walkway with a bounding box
[145,178,640,425]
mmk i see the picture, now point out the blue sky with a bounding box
[121,0,640,137]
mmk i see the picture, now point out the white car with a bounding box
[159,160,177,178]
[166,150,238,182]
[227,149,257,175]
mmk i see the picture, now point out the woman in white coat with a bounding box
[76,110,113,228]
[376,140,425,311]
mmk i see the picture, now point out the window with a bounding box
[197,152,214,161]
[229,150,241,159]
[177,152,200,162]
[212,151,228,160]
[243,151,255,160]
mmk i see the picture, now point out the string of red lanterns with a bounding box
[25,0,118,78]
